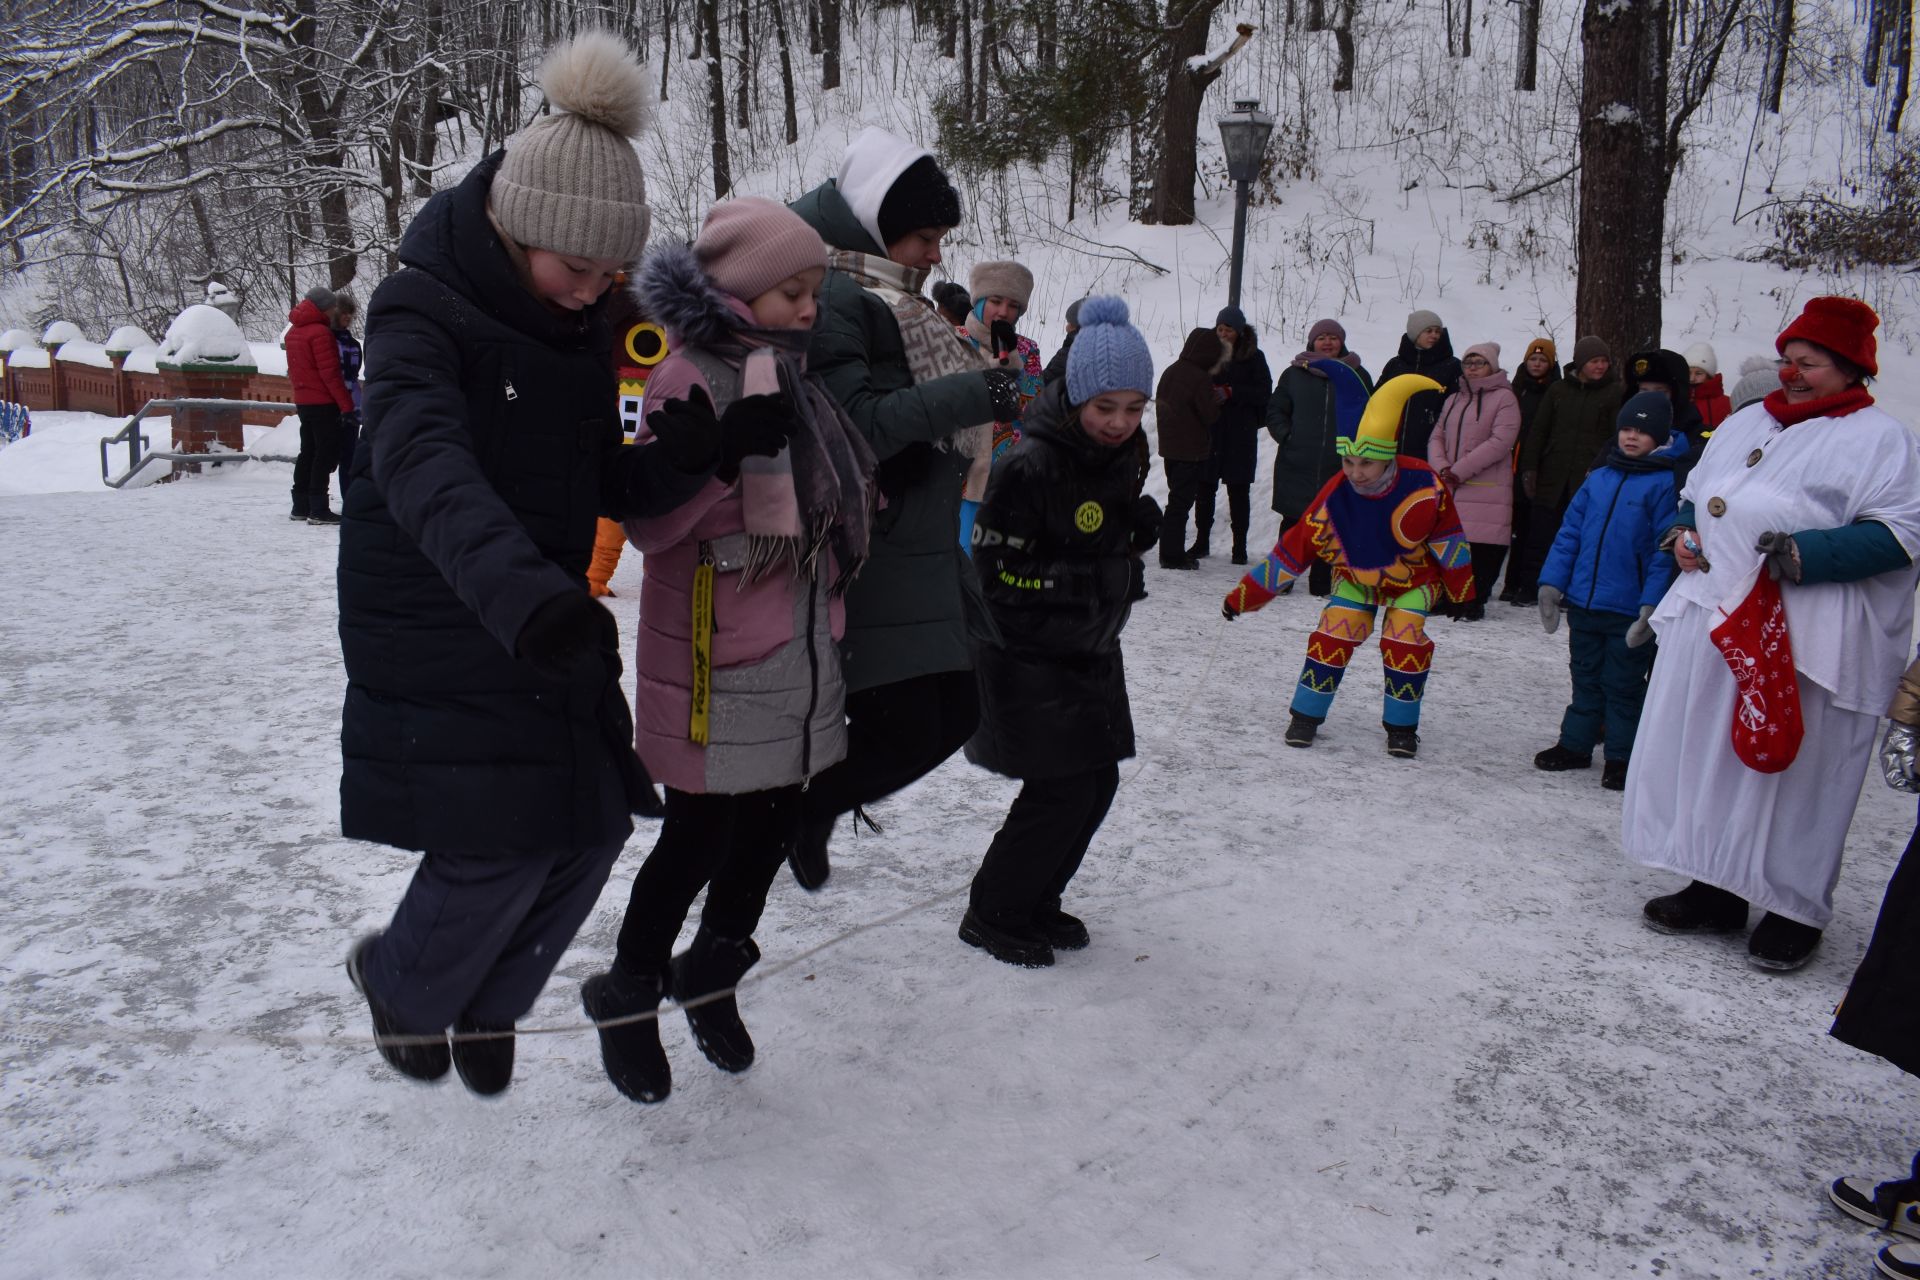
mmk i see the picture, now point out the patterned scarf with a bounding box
[707,325,878,595]
[830,249,992,464]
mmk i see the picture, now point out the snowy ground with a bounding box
[4,452,1920,1279]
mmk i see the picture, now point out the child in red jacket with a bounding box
[284,285,356,522]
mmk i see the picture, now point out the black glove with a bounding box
[983,368,1020,421]
[645,387,724,474]
[516,591,615,677]
[715,392,793,481]
[1756,530,1801,583]
[1129,495,1163,554]
[989,319,1018,359]
[342,410,362,431]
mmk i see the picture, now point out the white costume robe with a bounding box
[1622,401,1920,927]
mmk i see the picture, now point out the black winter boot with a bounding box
[671,930,761,1073]
[345,934,450,1083]
[307,490,340,525]
[1187,535,1211,560]
[451,1015,515,1096]
[958,908,1055,968]
[1534,744,1593,771]
[1643,880,1748,935]
[290,488,311,521]
[1159,553,1199,571]
[1231,542,1249,566]
[1748,912,1822,971]
[1035,901,1090,950]
[581,965,671,1103]
[1284,712,1323,748]
[1601,759,1629,790]
[787,812,835,892]
[1384,724,1419,758]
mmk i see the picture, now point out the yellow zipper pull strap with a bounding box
[690,544,715,746]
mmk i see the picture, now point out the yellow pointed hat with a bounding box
[1340,373,1445,460]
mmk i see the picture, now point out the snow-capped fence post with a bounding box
[155,305,257,471]
[103,327,154,418]
[40,322,83,413]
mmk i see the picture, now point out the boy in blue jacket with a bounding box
[1532,391,1683,790]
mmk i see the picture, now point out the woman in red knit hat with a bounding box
[1622,296,1920,972]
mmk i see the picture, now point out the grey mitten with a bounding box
[1756,530,1801,583]
[1537,584,1564,634]
[1625,605,1656,648]
[1881,722,1920,793]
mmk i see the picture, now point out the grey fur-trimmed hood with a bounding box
[633,242,744,347]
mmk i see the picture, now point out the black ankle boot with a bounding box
[1748,912,1822,971]
[672,931,761,1072]
[307,492,340,525]
[290,488,311,521]
[1187,536,1211,559]
[451,1015,515,1096]
[787,812,835,891]
[1643,880,1748,934]
[581,964,671,1102]
[345,934,450,1083]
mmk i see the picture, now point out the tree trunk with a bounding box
[1887,0,1913,132]
[1144,0,1225,225]
[661,0,674,98]
[1762,0,1793,113]
[1461,0,1472,57]
[1515,0,1540,90]
[822,0,842,88]
[771,0,801,143]
[978,0,995,121]
[408,0,447,198]
[736,0,752,129]
[701,0,732,196]
[1575,0,1670,360]
[1332,9,1356,91]
[960,0,974,115]
[1036,0,1056,71]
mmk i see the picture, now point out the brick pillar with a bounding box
[43,343,66,411]
[156,358,257,474]
[105,350,133,417]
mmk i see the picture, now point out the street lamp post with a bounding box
[1217,98,1276,311]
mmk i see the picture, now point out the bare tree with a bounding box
[699,0,732,195]
[1136,9,1254,225]
[1516,0,1541,90]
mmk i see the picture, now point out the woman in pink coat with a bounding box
[1428,342,1522,619]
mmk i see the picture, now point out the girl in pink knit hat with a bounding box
[579,196,878,1106]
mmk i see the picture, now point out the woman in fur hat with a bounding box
[1625,297,1920,973]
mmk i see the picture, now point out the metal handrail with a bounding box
[100,397,296,488]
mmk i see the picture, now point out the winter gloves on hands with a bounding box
[645,387,791,483]
[989,319,1018,359]
[1881,722,1920,793]
[516,591,615,677]
[1129,496,1163,555]
[1537,584,1564,634]
[983,368,1021,421]
[1756,530,1802,583]
[1625,604,1657,648]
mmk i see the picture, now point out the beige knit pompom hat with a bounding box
[491,30,653,262]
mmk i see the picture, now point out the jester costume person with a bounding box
[1222,368,1476,756]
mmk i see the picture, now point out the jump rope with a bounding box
[10,614,1236,1053]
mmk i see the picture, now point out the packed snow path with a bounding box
[3,462,1916,1279]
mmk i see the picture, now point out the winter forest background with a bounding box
[2,0,1917,369]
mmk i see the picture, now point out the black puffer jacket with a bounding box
[1213,334,1272,488]
[1379,330,1464,459]
[964,383,1140,780]
[1266,352,1373,518]
[339,151,710,855]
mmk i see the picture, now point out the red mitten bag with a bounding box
[1708,567,1804,773]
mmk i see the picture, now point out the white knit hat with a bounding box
[1683,342,1719,377]
[491,31,653,262]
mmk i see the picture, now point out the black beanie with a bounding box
[1617,390,1673,445]
[877,156,962,247]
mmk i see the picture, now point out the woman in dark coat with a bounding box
[1266,317,1371,596]
[1203,306,1272,564]
[1378,308,1463,460]
[1154,326,1223,569]
[963,296,1159,968]
[1828,650,1920,1279]
[340,34,734,1095]
[785,127,1012,887]
[1502,337,1560,601]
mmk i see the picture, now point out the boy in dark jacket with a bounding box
[961,296,1161,967]
[1532,391,1683,790]
[1154,326,1223,569]
[339,33,771,1096]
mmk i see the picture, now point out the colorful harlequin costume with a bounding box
[1224,368,1475,730]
